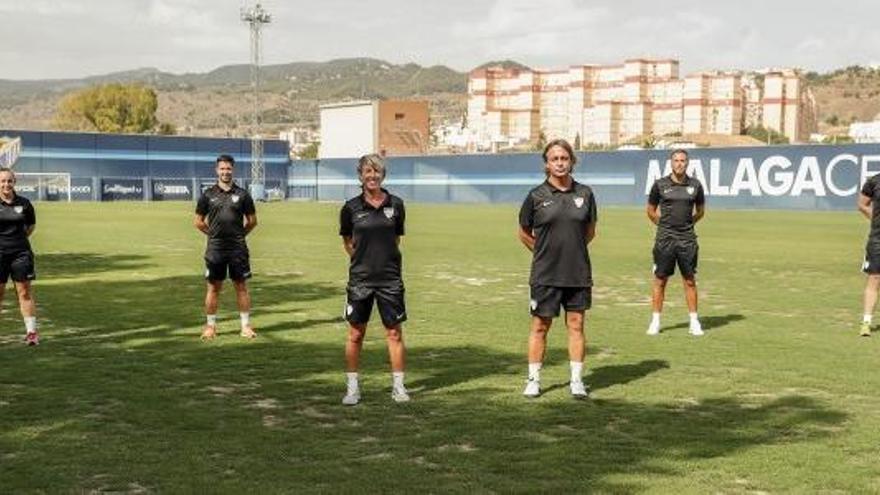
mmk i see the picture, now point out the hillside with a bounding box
[2,59,879,139]
[805,66,880,134]
[0,58,468,136]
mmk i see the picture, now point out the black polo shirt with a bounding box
[195,183,256,251]
[519,180,598,288]
[862,174,880,244]
[339,190,405,288]
[0,194,35,253]
[648,175,705,242]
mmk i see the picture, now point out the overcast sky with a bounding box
[1,0,878,80]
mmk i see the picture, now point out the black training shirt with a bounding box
[0,194,35,253]
[648,175,705,242]
[339,190,405,287]
[519,180,598,287]
[861,174,880,244]
[195,183,256,251]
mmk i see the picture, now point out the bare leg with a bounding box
[205,280,222,316]
[385,324,405,372]
[863,274,880,317]
[652,276,668,313]
[202,280,222,339]
[683,275,698,313]
[528,316,552,364]
[232,279,251,313]
[565,311,585,362]
[345,324,367,372]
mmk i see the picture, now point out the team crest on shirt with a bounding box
[574,197,584,208]
[383,207,394,219]
[231,195,240,203]
[686,187,695,195]
[13,206,23,214]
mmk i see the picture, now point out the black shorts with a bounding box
[0,250,36,284]
[344,284,407,328]
[529,285,592,318]
[653,239,698,278]
[864,242,880,274]
[205,249,251,282]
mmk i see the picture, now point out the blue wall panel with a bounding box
[1,130,290,200]
[290,144,880,210]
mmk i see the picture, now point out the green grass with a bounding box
[1,201,879,493]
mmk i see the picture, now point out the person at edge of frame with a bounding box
[0,167,39,346]
[856,170,880,336]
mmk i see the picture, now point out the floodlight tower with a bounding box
[241,3,271,200]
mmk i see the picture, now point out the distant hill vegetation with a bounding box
[1,58,877,138]
[0,58,468,136]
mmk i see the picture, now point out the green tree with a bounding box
[573,132,581,150]
[535,130,547,151]
[744,125,789,145]
[157,122,176,135]
[54,83,160,133]
[299,141,319,159]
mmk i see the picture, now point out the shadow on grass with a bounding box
[665,313,746,332]
[30,272,343,343]
[36,252,155,278]
[0,335,847,493]
[542,359,670,395]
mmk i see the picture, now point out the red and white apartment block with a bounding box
[467,59,816,148]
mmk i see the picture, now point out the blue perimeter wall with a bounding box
[290,143,880,210]
[1,129,289,201]
[4,128,879,210]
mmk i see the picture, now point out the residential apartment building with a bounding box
[467,59,816,148]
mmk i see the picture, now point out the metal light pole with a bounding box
[241,3,271,200]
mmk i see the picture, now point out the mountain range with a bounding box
[1,58,877,138]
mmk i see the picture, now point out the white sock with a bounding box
[528,362,542,381]
[24,316,37,334]
[206,314,217,326]
[392,371,405,388]
[345,372,359,389]
[863,314,872,324]
[651,312,661,325]
[240,312,250,328]
[570,361,583,383]
[689,312,699,322]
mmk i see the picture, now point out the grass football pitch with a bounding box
[1,201,879,493]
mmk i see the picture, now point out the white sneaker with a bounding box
[646,320,661,336]
[342,386,361,406]
[689,319,704,336]
[523,378,540,398]
[391,384,411,403]
[570,380,590,399]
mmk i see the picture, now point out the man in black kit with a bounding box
[646,149,705,336]
[857,172,880,336]
[194,155,258,340]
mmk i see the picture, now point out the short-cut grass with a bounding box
[1,201,878,493]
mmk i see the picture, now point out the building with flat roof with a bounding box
[467,59,816,148]
[319,100,429,159]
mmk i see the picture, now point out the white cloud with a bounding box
[0,1,86,15]
[2,0,880,79]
